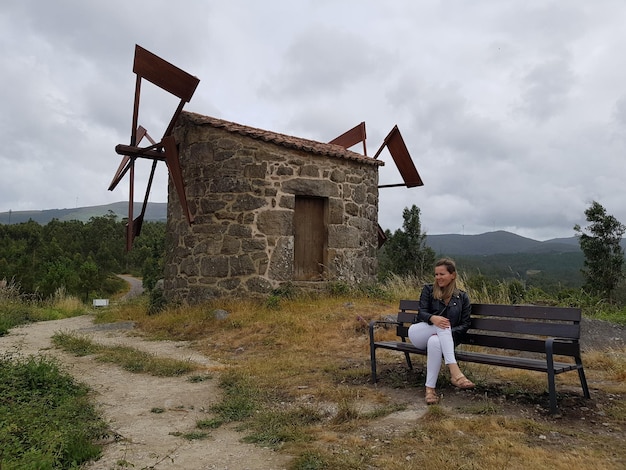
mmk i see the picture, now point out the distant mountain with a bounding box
[0,202,167,225]
[425,230,584,256]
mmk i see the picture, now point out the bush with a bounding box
[148,282,167,315]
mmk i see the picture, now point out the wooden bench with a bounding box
[369,300,591,414]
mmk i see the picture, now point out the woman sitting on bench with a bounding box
[408,258,475,404]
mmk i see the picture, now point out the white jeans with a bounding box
[408,322,457,388]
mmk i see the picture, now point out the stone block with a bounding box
[200,256,229,277]
[257,210,293,236]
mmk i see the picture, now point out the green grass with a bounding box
[0,353,107,468]
[196,417,223,429]
[595,306,626,325]
[169,430,210,440]
[51,331,198,377]
[209,370,259,422]
[240,406,322,449]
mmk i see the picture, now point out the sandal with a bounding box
[451,375,475,390]
[425,387,439,405]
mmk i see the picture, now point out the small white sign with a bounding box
[93,299,109,307]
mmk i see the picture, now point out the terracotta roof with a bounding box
[181,111,384,167]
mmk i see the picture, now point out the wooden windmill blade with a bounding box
[132,45,200,142]
[128,158,157,244]
[110,45,200,250]
[133,45,199,103]
[130,130,159,241]
[329,121,367,155]
[109,126,149,191]
[374,125,423,188]
[162,135,194,224]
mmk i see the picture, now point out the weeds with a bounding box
[187,373,213,382]
[196,418,223,429]
[209,370,259,422]
[52,332,197,376]
[169,430,210,440]
[0,353,107,468]
[240,406,321,448]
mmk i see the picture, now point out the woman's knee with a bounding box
[427,334,442,351]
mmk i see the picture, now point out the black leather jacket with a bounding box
[416,284,472,345]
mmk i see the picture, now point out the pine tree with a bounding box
[574,201,625,301]
[378,205,435,279]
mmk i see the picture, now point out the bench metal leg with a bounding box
[576,358,591,399]
[404,351,413,370]
[370,345,378,383]
[546,339,558,414]
[547,369,558,414]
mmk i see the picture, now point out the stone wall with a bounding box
[164,112,381,303]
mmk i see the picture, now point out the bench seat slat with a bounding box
[372,340,579,373]
[455,351,580,373]
[465,333,581,356]
[373,341,425,354]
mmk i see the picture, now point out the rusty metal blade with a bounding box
[374,126,423,188]
[133,45,200,103]
[132,214,144,239]
[129,159,157,244]
[108,155,131,191]
[329,122,367,155]
[109,127,150,191]
[163,135,194,225]
[377,223,387,248]
[125,160,136,251]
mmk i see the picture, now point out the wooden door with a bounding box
[294,197,327,280]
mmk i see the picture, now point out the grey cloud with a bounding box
[3,0,626,242]
[517,57,575,121]
[260,26,389,99]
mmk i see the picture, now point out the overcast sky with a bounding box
[2,1,626,241]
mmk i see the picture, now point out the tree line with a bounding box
[2,201,623,306]
[378,201,626,305]
[0,212,165,300]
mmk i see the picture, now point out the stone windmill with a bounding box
[109,46,424,300]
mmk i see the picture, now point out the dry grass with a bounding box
[96,292,626,470]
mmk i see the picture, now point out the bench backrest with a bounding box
[467,303,582,356]
[395,300,420,339]
[395,300,582,356]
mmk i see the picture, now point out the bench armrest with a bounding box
[369,319,400,327]
[368,319,400,339]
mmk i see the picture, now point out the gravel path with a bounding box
[0,314,291,470]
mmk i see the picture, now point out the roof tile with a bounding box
[181,111,384,167]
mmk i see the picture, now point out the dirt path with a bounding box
[0,315,292,470]
[116,274,145,301]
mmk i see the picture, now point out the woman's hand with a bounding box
[431,315,450,329]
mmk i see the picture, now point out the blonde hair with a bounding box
[432,257,458,301]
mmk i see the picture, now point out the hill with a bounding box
[0,202,167,225]
[425,230,582,256]
[424,231,589,289]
